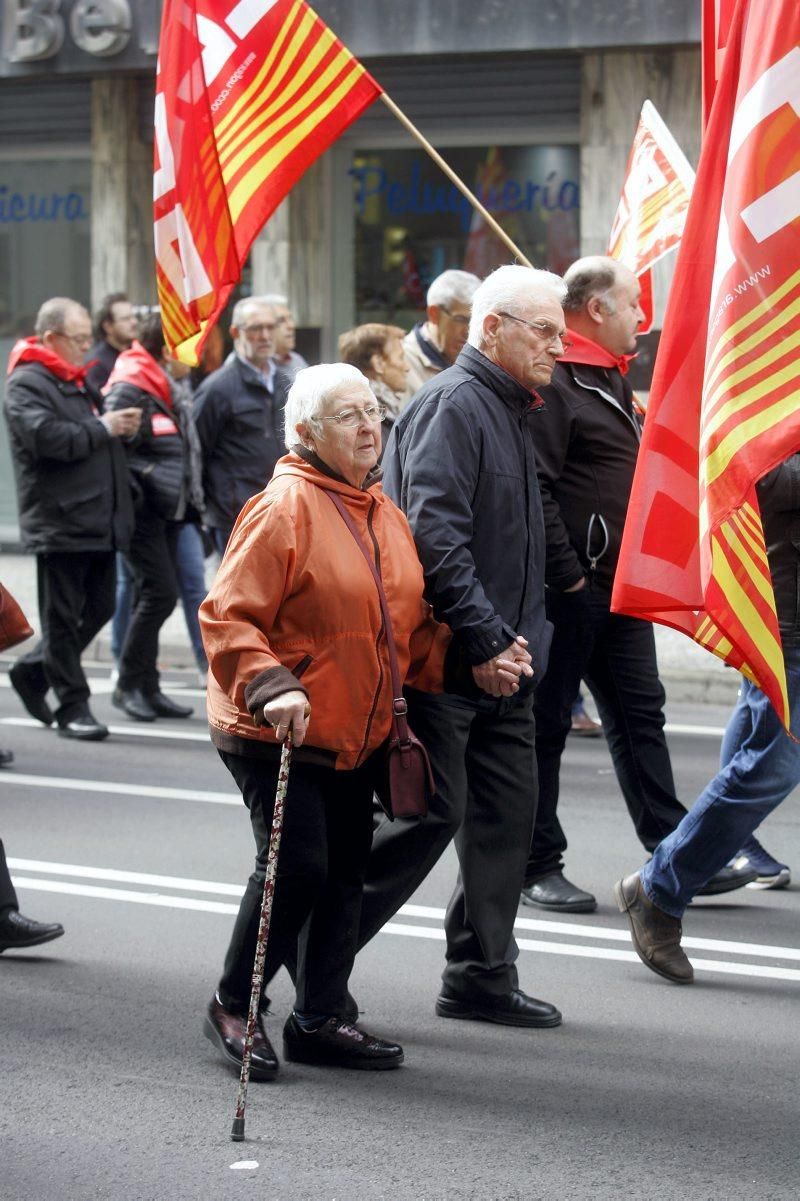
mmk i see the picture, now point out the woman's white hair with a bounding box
[283,363,372,448]
[468,265,567,348]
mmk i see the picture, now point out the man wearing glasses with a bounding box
[402,269,481,399]
[194,297,291,554]
[520,256,756,915]
[4,297,141,740]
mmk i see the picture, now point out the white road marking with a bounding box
[9,862,800,983]
[0,715,211,742]
[3,774,239,805]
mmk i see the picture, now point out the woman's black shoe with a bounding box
[112,687,157,722]
[145,691,194,719]
[283,1013,404,1070]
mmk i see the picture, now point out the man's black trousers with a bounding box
[118,512,180,694]
[15,551,116,723]
[0,840,18,915]
[526,583,687,882]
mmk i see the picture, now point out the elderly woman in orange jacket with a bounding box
[200,362,450,1079]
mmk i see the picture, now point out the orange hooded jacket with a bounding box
[201,453,450,771]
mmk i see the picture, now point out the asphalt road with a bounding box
[1,663,798,1201]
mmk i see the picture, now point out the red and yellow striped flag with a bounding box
[607,100,695,333]
[154,0,381,362]
[612,0,800,730]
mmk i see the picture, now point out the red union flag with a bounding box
[154,0,382,362]
[608,101,695,332]
[612,0,800,730]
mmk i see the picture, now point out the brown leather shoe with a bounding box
[614,873,694,984]
[203,993,279,1080]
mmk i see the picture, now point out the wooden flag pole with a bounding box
[379,93,534,269]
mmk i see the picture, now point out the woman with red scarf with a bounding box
[104,315,205,722]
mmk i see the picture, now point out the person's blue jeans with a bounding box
[174,522,208,670]
[110,553,134,663]
[642,645,800,917]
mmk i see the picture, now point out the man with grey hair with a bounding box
[257,293,309,382]
[402,268,481,397]
[352,264,567,1029]
[4,297,140,740]
[520,255,755,915]
[193,297,290,553]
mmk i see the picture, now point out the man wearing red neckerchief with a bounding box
[520,257,757,915]
[4,297,141,741]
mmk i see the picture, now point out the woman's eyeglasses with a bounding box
[319,404,387,428]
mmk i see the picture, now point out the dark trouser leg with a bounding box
[118,514,179,694]
[443,694,537,999]
[19,552,116,723]
[217,751,375,1017]
[355,691,472,951]
[0,841,18,916]
[584,600,687,851]
[528,587,594,880]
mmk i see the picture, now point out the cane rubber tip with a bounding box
[230,1118,245,1141]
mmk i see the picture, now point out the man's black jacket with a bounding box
[530,360,642,593]
[758,454,800,646]
[3,360,133,554]
[193,354,289,532]
[382,343,551,692]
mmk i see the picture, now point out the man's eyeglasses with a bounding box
[242,323,276,336]
[54,331,93,348]
[440,306,470,327]
[319,404,387,428]
[496,311,572,352]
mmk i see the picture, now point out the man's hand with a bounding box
[101,408,141,438]
[472,636,534,698]
[564,576,586,593]
[263,690,311,746]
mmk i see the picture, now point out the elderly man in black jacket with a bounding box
[4,297,140,741]
[352,265,567,1029]
[521,257,755,914]
[193,297,290,554]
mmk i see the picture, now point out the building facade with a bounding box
[0,0,701,537]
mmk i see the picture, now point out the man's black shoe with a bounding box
[144,691,193,719]
[521,872,597,913]
[283,1013,403,1070]
[696,862,757,896]
[0,909,64,953]
[9,663,53,726]
[0,748,13,767]
[112,687,157,722]
[58,711,109,741]
[203,993,279,1080]
[435,986,562,1028]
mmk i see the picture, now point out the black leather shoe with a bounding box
[9,663,54,726]
[58,711,109,741]
[283,1013,403,1070]
[521,871,597,914]
[0,748,13,767]
[144,691,193,719]
[203,993,279,1081]
[0,909,65,952]
[435,987,562,1028]
[696,862,757,895]
[112,687,157,722]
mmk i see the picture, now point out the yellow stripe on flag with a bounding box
[702,327,800,439]
[703,359,800,486]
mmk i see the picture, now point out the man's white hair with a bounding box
[254,292,289,309]
[468,265,567,348]
[284,363,372,448]
[230,296,276,329]
[427,269,481,309]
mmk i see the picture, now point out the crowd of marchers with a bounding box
[1,260,794,1074]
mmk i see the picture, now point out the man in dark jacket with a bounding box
[193,298,290,553]
[84,292,138,392]
[356,265,567,1029]
[4,297,140,740]
[616,455,799,983]
[521,257,754,914]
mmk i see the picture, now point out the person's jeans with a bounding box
[642,645,800,917]
[174,523,208,670]
[110,553,134,663]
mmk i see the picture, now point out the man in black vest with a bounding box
[4,297,140,740]
[521,257,756,913]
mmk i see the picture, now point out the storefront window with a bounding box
[350,144,579,326]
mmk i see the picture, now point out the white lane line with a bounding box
[10,873,800,981]
[3,774,239,805]
[10,864,800,966]
[665,722,725,737]
[0,715,211,742]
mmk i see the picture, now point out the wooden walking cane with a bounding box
[230,729,294,1142]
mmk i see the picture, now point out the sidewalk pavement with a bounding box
[0,551,741,704]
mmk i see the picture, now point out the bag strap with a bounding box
[322,489,411,742]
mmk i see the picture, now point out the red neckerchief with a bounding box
[557,329,635,377]
[103,341,171,405]
[7,336,91,386]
